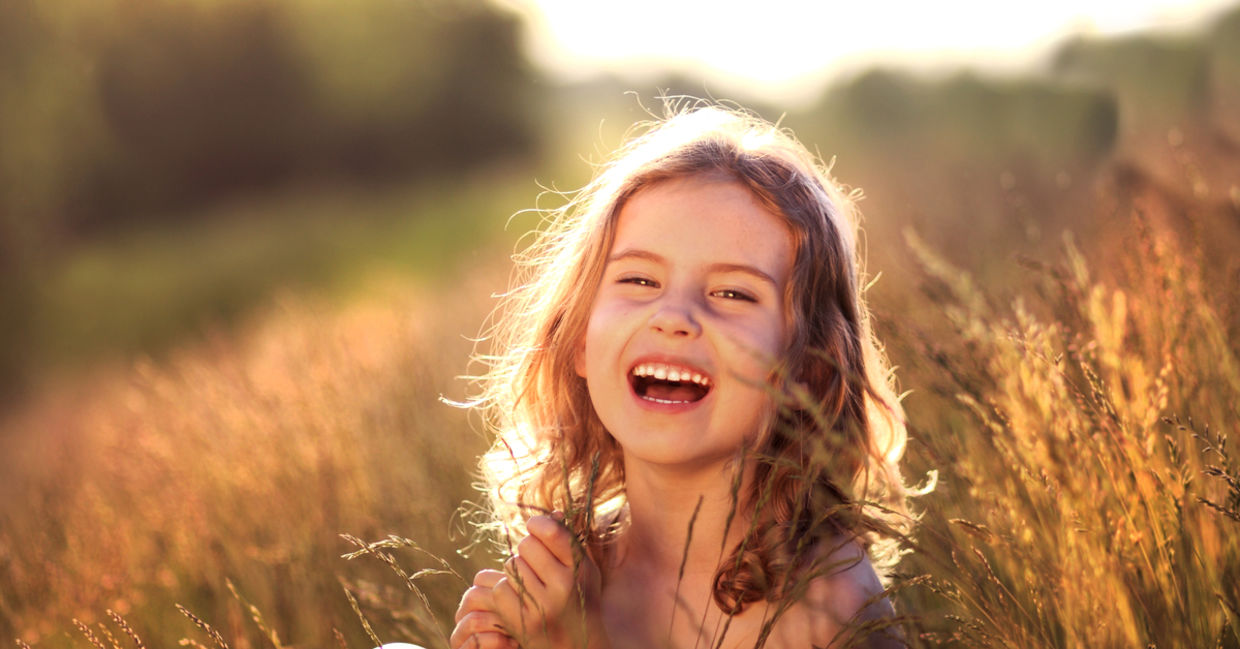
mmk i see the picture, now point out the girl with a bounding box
[450,104,910,649]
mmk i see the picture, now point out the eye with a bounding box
[711,288,757,302]
[618,275,659,288]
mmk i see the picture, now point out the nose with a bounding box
[649,298,701,338]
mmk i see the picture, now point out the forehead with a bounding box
[611,176,795,282]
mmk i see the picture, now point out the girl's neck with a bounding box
[614,456,755,580]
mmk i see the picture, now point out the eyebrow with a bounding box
[607,248,779,287]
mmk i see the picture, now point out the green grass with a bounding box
[29,165,538,373]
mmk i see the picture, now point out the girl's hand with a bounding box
[489,514,609,649]
[452,569,517,649]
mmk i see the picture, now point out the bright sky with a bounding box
[502,0,1237,105]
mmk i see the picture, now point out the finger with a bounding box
[474,569,505,588]
[506,554,547,597]
[450,630,516,649]
[455,585,497,623]
[450,611,509,648]
[526,515,577,566]
[489,576,525,630]
[515,534,573,595]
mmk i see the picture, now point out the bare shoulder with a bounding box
[767,536,904,649]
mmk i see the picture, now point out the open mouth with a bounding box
[629,362,712,404]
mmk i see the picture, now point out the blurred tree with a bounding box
[0,0,537,237]
[1051,32,1212,137]
[821,69,1117,165]
[0,232,32,406]
[834,69,923,144]
[0,0,73,399]
[789,67,1117,287]
[1208,6,1240,144]
[66,0,537,233]
[84,2,317,231]
[287,0,535,178]
[0,0,538,395]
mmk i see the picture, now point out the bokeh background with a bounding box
[2,0,1238,647]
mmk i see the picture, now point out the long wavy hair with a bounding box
[471,103,910,612]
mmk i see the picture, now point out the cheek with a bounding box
[573,312,595,378]
[574,305,607,379]
[732,317,793,391]
[754,312,793,367]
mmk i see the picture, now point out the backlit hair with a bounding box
[471,102,910,611]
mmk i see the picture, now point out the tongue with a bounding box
[644,382,703,402]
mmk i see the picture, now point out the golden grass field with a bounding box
[1,134,1238,648]
[0,263,510,647]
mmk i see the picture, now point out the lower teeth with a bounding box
[643,396,690,404]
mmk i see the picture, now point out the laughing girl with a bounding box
[451,104,910,649]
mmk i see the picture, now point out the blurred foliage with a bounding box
[0,0,538,397]
[30,170,532,372]
[1052,33,1211,134]
[1,0,535,237]
[787,70,1118,287]
[825,70,1117,164]
[1211,9,1240,142]
[770,5,1240,296]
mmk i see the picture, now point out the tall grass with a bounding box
[889,209,1240,646]
[0,269,504,647]
[2,163,1238,647]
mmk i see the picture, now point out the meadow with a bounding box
[2,127,1237,648]
[2,4,1239,645]
[0,168,530,647]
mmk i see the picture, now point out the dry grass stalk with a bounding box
[340,534,464,647]
[71,620,106,649]
[175,605,230,649]
[342,584,383,649]
[333,628,351,649]
[95,623,123,649]
[106,610,147,649]
[225,579,283,649]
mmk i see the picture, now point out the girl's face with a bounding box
[575,175,795,473]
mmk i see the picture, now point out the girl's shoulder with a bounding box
[768,536,902,648]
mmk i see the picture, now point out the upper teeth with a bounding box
[632,363,711,387]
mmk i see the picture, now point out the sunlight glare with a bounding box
[503,0,1237,105]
